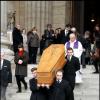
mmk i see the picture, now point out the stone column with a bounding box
[52,1,66,29]
[1,1,7,34]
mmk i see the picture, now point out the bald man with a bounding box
[65,33,83,61]
[0,51,12,100]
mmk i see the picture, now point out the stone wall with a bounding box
[52,1,72,29]
[1,1,7,34]
[1,1,72,38]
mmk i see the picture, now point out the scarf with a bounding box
[18,50,24,57]
[66,40,78,49]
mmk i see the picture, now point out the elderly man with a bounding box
[12,24,23,54]
[65,33,83,61]
[0,51,12,100]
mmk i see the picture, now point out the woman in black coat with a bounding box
[14,44,28,92]
[29,68,47,100]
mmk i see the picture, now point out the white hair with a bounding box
[71,27,76,32]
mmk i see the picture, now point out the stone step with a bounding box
[74,88,99,95]
[74,95,99,100]
[7,64,99,100]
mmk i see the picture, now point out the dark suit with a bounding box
[48,79,71,100]
[43,29,55,49]
[12,27,23,54]
[29,78,47,100]
[63,56,80,100]
[60,30,71,44]
[0,59,12,100]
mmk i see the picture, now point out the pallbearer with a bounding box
[65,33,83,83]
[29,68,48,100]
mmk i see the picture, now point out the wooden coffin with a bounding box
[37,44,66,85]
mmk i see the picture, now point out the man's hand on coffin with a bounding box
[37,84,41,88]
[45,84,50,89]
[41,84,45,88]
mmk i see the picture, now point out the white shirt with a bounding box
[22,33,28,51]
[0,59,4,69]
[57,79,62,83]
[65,40,83,61]
[65,29,68,36]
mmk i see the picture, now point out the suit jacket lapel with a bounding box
[70,56,74,62]
[2,59,6,69]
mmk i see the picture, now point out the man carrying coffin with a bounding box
[65,33,83,83]
[63,47,80,100]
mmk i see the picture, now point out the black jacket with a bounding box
[12,27,23,53]
[63,56,80,89]
[48,79,71,100]
[60,30,71,44]
[29,78,47,100]
[14,51,28,76]
[12,27,23,45]
[0,59,12,87]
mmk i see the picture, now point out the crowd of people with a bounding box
[0,23,100,100]
[12,23,100,73]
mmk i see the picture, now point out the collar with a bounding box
[56,79,62,83]
[1,59,4,64]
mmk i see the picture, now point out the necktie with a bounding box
[67,56,70,61]
[57,80,60,84]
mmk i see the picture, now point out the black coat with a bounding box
[48,79,71,100]
[55,34,62,44]
[63,56,80,89]
[43,29,55,48]
[0,59,12,87]
[77,34,88,49]
[94,31,100,48]
[14,51,28,76]
[60,30,71,44]
[29,78,47,100]
[12,27,23,53]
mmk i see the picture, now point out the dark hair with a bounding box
[31,67,37,72]
[47,24,52,28]
[18,43,23,48]
[67,47,73,52]
[65,24,71,28]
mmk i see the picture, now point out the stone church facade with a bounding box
[1,1,84,38]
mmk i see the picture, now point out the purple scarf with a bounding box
[66,40,78,49]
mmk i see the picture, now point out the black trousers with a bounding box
[64,76,75,100]
[0,86,7,100]
[15,75,27,91]
[28,46,38,64]
[93,59,100,72]
[81,52,86,66]
[13,45,18,54]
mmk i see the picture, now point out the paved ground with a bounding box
[6,63,99,100]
